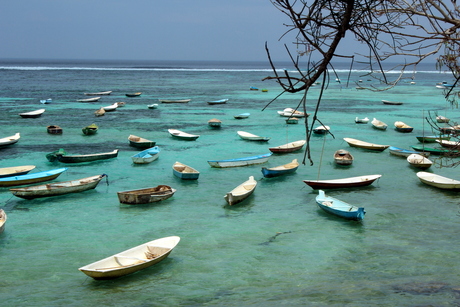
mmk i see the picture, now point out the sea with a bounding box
[0,58,459,307]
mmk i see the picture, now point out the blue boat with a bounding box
[172,162,200,180]
[261,159,299,178]
[389,146,430,158]
[131,146,160,164]
[208,153,272,168]
[315,190,365,221]
[234,113,250,119]
[0,168,68,187]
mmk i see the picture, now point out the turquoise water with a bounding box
[1,60,460,306]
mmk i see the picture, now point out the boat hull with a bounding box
[316,190,365,221]
[208,153,272,168]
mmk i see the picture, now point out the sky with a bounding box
[0,0,296,62]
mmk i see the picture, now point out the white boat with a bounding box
[224,176,257,206]
[237,131,270,142]
[0,209,6,233]
[148,104,158,109]
[313,125,330,134]
[343,138,389,151]
[207,98,228,105]
[436,115,450,123]
[0,165,36,178]
[277,108,307,118]
[78,236,180,280]
[269,140,307,153]
[355,117,369,124]
[19,109,45,118]
[131,147,160,164]
[102,103,118,112]
[208,118,222,128]
[407,154,432,169]
[168,129,200,141]
[382,99,403,105]
[77,97,101,102]
[84,91,112,96]
[208,153,272,168]
[416,172,460,189]
[371,118,388,130]
[0,133,20,147]
[234,113,250,119]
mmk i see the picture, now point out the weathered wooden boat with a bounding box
[78,236,180,280]
[47,125,62,134]
[208,153,272,168]
[207,98,228,105]
[436,139,460,149]
[94,108,105,117]
[85,91,112,96]
[371,118,388,130]
[436,115,450,123]
[0,132,20,147]
[172,162,200,180]
[313,125,330,134]
[158,98,191,103]
[40,98,52,104]
[208,118,222,128]
[47,149,119,163]
[269,140,307,154]
[0,165,36,178]
[343,138,389,151]
[277,108,307,118]
[10,174,108,200]
[224,176,257,206]
[168,129,199,141]
[77,97,101,102]
[102,103,118,112]
[407,154,432,169]
[261,159,299,178]
[389,146,430,158]
[333,149,354,165]
[303,174,382,189]
[131,147,160,164]
[126,92,142,97]
[411,145,458,155]
[394,121,413,133]
[315,190,365,221]
[234,113,250,119]
[416,135,451,143]
[128,135,156,148]
[0,209,6,233]
[382,99,403,105]
[285,117,299,124]
[0,167,67,187]
[355,117,369,124]
[147,104,158,109]
[19,108,45,118]
[117,185,176,205]
[416,172,460,190]
[82,123,98,135]
[237,131,270,142]
[116,102,125,108]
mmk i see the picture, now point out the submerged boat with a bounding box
[172,162,200,180]
[261,159,299,178]
[224,176,257,206]
[117,185,176,205]
[303,174,382,189]
[0,168,68,187]
[208,153,272,168]
[315,190,365,221]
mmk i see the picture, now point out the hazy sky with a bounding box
[0,1,296,62]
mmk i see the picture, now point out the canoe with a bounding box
[303,174,382,189]
[277,108,307,118]
[131,147,160,164]
[411,145,458,155]
[207,99,228,105]
[78,236,180,280]
[10,174,108,200]
[126,92,142,97]
[371,118,388,130]
[436,139,460,149]
[117,185,176,205]
[0,209,6,233]
[416,172,460,190]
[0,132,20,147]
[0,165,36,178]
[343,138,389,151]
[47,125,63,134]
[261,159,299,178]
[224,176,257,206]
[102,103,118,112]
[269,140,307,153]
[436,115,450,123]
[82,123,98,135]
[168,129,199,141]
[355,117,369,124]
[315,190,365,221]
[19,108,45,118]
[159,99,191,103]
[128,135,156,148]
[77,97,101,102]
[147,104,158,109]
[208,118,222,128]
[94,108,105,117]
[85,91,112,96]
[313,125,330,134]
[416,135,451,143]
[0,168,67,187]
[407,154,432,169]
[237,131,270,142]
[172,161,200,180]
[394,121,413,133]
[285,117,299,124]
[234,113,250,119]
[389,146,430,158]
[47,149,119,163]
[333,149,353,165]
[208,153,272,168]
[382,99,403,105]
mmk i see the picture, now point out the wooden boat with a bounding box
[168,129,199,141]
[355,117,369,124]
[394,121,413,133]
[269,140,307,154]
[436,115,450,123]
[315,190,365,221]
[382,99,403,105]
[436,139,460,149]
[85,91,112,96]
[303,174,382,189]
[208,118,222,128]
[0,167,67,187]
[416,135,451,143]
[343,138,389,151]
[313,125,330,134]
[416,172,460,190]
[224,176,257,206]
[234,113,250,119]
[407,154,432,169]
[0,209,6,233]
[277,108,307,118]
[94,108,105,117]
[126,92,142,97]
[411,145,458,155]
[77,97,101,102]
[128,135,156,148]
[261,159,299,178]
[0,132,20,147]
[159,98,191,103]
[47,125,62,134]
[10,174,108,200]
[102,103,118,112]
[389,146,430,158]
[117,185,176,205]
[333,149,354,165]
[172,162,200,180]
[207,99,228,105]
[371,118,388,130]
[40,98,52,104]
[47,149,119,163]
[19,108,45,118]
[82,123,98,135]
[0,165,36,178]
[208,153,272,168]
[237,131,270,142]
[131,147,160,164]
[78,236,180,280]
[285,117,299,124]
[147,104,158,109]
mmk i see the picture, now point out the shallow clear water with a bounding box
[0,59,460,306]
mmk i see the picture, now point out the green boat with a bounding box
[415,135,451,143]
[411,145,459,155]
[82,123,98,135]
